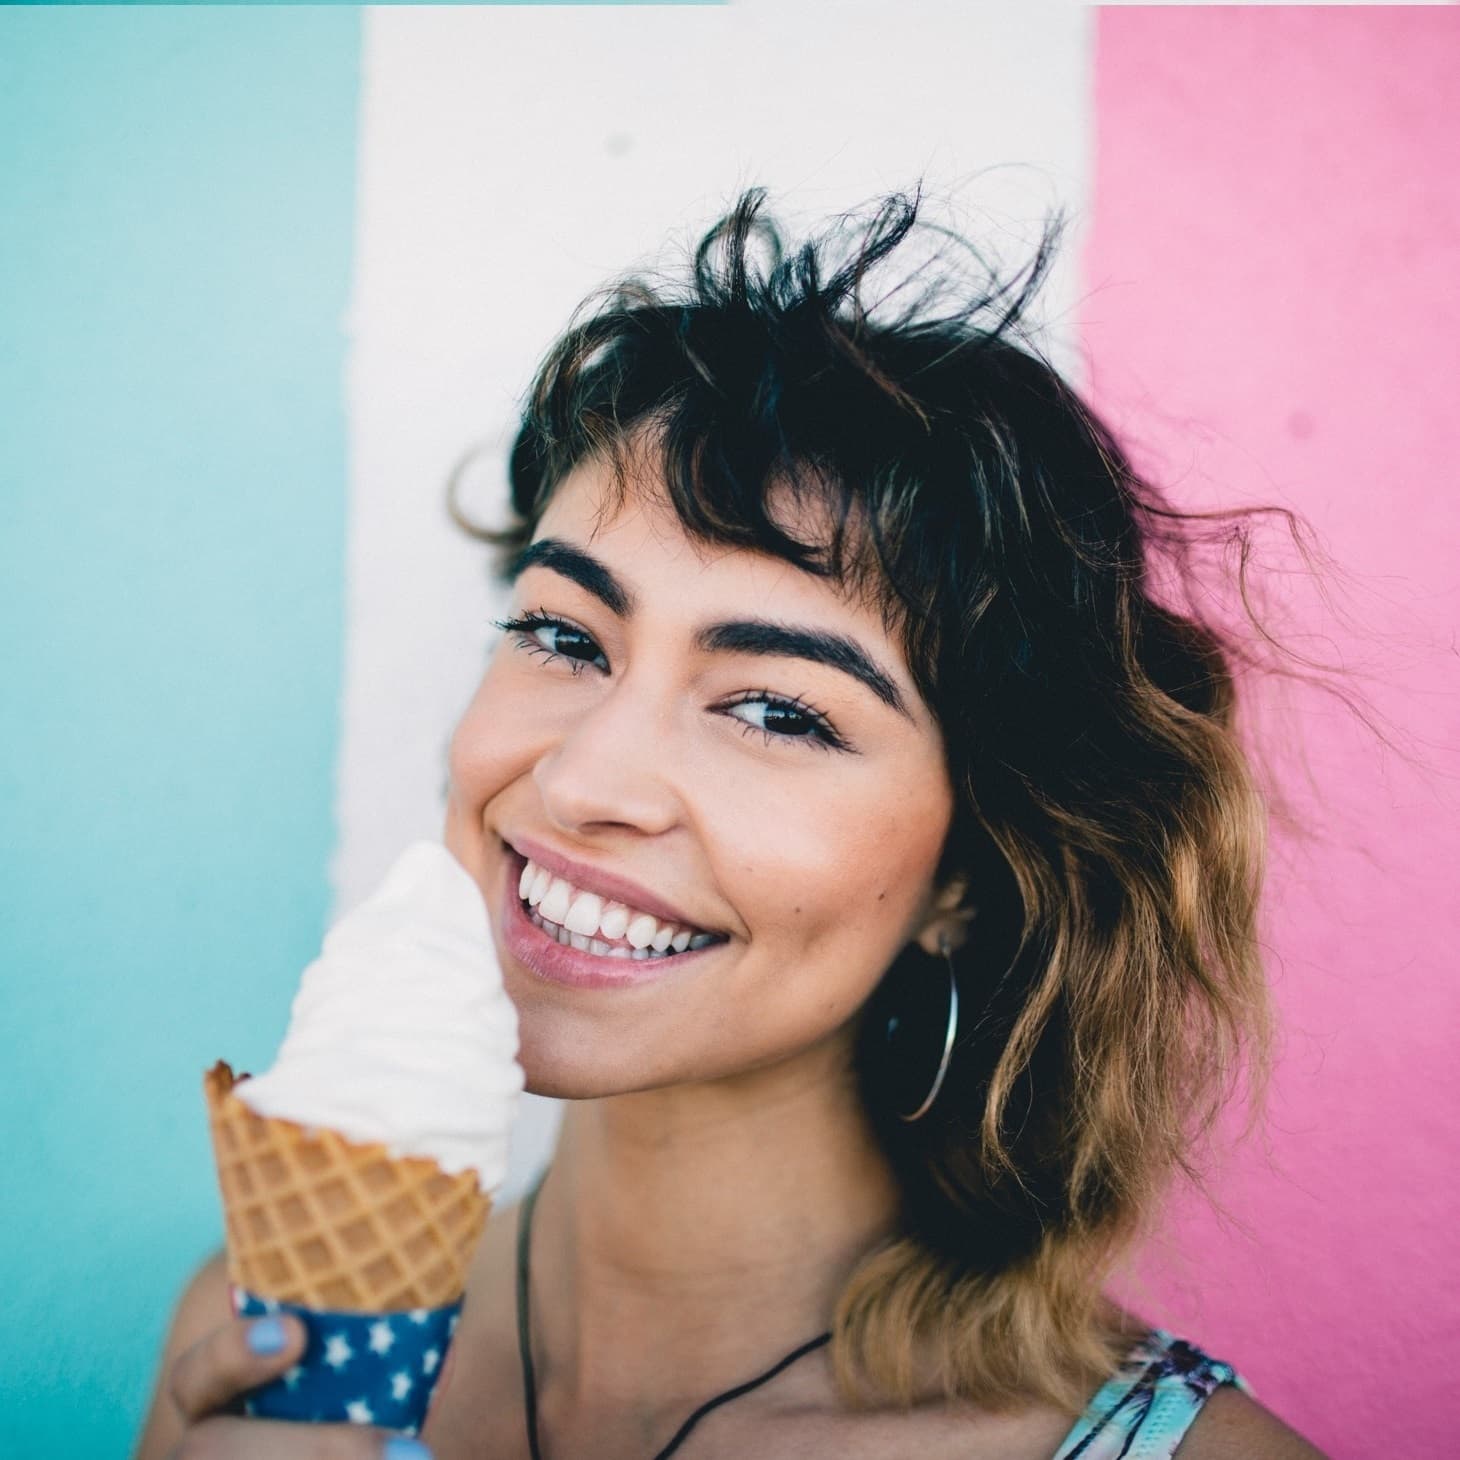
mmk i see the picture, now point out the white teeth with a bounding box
[564,891,604,937]
[533,907,626,957]
[625,913,659,950]
[519,856,719,955]
[531,911,633,957]
[539,877,573,924]
[598,901,631,941]
[529,904,716,963]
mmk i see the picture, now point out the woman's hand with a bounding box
[163,1313,432,1459]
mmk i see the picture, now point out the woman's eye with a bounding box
[493,614,608,674]
[722,694,847,752]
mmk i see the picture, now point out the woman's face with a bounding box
[445,453,959,1097]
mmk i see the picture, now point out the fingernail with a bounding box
[383,1440,434,1460]
[246,1315,287,1356]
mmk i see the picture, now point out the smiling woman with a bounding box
[414,187,1327,1458]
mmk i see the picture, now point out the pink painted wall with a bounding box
[1083,9,1459,1457]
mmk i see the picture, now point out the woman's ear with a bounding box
[913,873,977,956]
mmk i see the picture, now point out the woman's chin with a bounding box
[515,1035,696,1100]
[514,1037,638,1100]
[519,1058,597,1100]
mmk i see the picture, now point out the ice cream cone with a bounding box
[196,842,522,1430]
[204,1061,491,1312]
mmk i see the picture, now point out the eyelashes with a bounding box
[717,689,850,753]
[493,610,606,675]
[491,610,851,753]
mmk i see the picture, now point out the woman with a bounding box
[136,188,1324,1458]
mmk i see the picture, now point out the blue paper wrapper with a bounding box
[231,1285,460,1434]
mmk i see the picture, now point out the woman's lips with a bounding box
[499,848,723,991]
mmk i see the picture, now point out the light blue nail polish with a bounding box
[383,1439,434,1460]
[246,1315,287,1356]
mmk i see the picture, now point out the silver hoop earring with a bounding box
[893,931,960,1123]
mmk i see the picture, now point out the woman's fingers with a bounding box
[165,1315,436,1458]
[172,1415,432,1459]
[168,1314,307,1423]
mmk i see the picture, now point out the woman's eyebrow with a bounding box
[509,536,911,720]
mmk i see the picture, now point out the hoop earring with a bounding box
[888,930,960,1123]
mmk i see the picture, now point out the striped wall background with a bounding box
[2,6,1454,1454]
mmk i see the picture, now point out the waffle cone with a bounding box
[203,1060,491,1311]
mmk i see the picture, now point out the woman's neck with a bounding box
[527,1031,903,1410]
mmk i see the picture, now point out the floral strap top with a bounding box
[1052,1330,1249,1459]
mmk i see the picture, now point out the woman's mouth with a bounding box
[500,847,728,990]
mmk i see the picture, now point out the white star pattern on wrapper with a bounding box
[261,1297,280,1314]
[448,1312,459,1338]
[409,1307,430,1325]
[229,1285,463,1425]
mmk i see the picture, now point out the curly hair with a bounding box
[448,184,1298,1414]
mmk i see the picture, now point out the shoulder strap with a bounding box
[1053,1330,1247,1460]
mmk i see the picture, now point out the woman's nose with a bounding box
[531,677,682,837]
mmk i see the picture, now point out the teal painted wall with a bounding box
[0,10,360,1452]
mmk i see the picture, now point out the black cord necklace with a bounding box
[516,1168,833,1460]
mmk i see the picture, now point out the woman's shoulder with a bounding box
[1056,1329,1325,1460]
[1173,1385,1327,1460]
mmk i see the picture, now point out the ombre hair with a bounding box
[449,186,1310,1413]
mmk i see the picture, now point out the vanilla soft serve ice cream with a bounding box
[234,840,523,1194]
